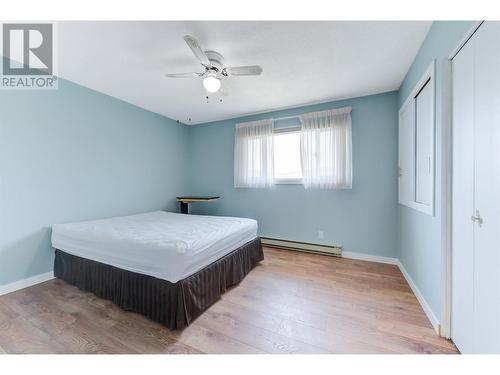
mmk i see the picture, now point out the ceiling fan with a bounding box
[164,35,263,93]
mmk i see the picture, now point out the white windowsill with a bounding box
[274,178,303,185]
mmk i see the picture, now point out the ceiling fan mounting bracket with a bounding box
[204,50,224,71]
[206,66,220,74]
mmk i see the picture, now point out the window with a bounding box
[301,108,352,189]
[234,119,274,188]
[414,79,434,206]
[398,61,435,215]
[273,128,302,183]
[234,107,352,189]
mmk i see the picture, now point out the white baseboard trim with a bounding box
[341,251,398,265]
[396,260,441,334]
[342,252,440,334]
[0,271,54,297]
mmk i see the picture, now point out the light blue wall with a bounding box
[1,21,478,312]
[397,21,476,318]
[189,92,399,257]
[0,74,190,285]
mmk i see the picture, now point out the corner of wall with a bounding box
[394,20,478,328]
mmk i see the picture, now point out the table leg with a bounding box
[180,202,189,214]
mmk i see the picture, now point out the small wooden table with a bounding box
[176,196,220,214]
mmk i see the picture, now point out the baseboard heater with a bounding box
[260,237,342,256]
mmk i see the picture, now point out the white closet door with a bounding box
[451,33,475,354]
[472,22,500,353]
[452,21,500,354]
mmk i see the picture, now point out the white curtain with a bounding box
[300,107,352,189]
[234,119,274,188]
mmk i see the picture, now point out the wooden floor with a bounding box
[0,247,458,354]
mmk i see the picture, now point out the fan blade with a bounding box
[164,72,203,78]
[225,65,263,76]
[183,35,211,67]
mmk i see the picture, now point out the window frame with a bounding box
[398,60,435,216]
[273,125,303,185]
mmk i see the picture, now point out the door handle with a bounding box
[471,210,484,226]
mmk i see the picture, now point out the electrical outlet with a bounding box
[317,230,324,239]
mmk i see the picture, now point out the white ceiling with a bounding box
[57,21,431,124]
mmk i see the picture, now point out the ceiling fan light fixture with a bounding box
[203,72,221,93]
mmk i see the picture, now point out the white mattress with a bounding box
[51,211,258,282]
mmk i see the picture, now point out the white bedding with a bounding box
[51,211,258,282]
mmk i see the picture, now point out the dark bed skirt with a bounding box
[53,237,264,330]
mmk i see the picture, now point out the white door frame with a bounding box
[440,21,483,339]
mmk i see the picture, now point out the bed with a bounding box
[51,211,263,329]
